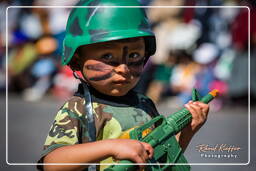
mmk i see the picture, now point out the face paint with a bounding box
[78,37,145,96]
[127,57,144,77]
[89,72,114,81]
[127,57,145,67]
[129,66,142,77]
[130,70,141,77]
[85,63,112,72]
[122,46,128,64]
[85,63,114,81]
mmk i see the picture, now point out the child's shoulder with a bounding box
[58,95,86,118]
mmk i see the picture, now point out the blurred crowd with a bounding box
[138,0,256,109]
[1,0,80,101]
[0,0,255,109]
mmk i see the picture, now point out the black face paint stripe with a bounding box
[85,64,112,72]
[127,58,145,67]
[88,71,114,81]
[122,46,128,64]
[130,70,141,77]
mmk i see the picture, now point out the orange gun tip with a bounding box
[209,89,219,97]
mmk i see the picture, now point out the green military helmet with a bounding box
[62,0,156,66]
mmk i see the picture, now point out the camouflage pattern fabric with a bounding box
[38,87,159,171]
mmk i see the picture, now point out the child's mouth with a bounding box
[112,80,130,85]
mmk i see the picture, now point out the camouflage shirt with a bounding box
[38,84,159,170]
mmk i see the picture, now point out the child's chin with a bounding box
[102,89,129,97]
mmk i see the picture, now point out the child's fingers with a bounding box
[138,146,149,162]
[137,151,148,170]
[185,103,199,116]
[141,142,154,158]
[185,103,207,123]
[191,102,209,119]
[183,101,210,134]
[129,142,152,170]
[130,149,146,163]
[135,142,153,170]
[194,101,208,107]
[188,102,208,113]
[195,102,210,114]
[191,101,209,109]
[132,156,145,170]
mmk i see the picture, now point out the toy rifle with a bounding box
[104,89,219,171]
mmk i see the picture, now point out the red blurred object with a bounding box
[183,0,196,23]
[231,8,249,50]
[60,66,83,78]
[51,66,81,100]
[209,80,228,96]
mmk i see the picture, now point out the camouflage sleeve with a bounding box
[37,97,88,169]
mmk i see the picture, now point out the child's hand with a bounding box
[110,139,153,170]
[184,101,210,134]
[176,101,209,151]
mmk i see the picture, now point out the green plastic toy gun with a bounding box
[104,89,219,171]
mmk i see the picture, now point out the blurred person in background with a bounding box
[5,0,79,100]
[0,0,22,92]
[251,2,256,105]
[146,0,202,104]
[134,0,185,95]
[7,6,59,100]
[145,0,254,108]
[22,35,58,101]
[146,50,177,104]
[170,50,200,105]
[226,0,256,106]
[193,43,228,111]
[147,0,185,65]
[193,43,219,98]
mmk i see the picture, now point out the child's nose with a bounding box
[114,64,130,76]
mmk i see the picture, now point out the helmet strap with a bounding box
[73,70,96,171]
[73,70,96,138]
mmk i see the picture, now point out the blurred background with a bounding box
[0,0,255,170]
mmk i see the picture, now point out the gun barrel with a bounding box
[201,89,219,103]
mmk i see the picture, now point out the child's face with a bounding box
[78,37,145,96]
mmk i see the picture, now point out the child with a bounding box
[38,0,209,171]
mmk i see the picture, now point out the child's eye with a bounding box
[101,53,113,60]
[129,53,140,59]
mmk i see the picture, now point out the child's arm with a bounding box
[43,139,153,171]
[176,101,209,151]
